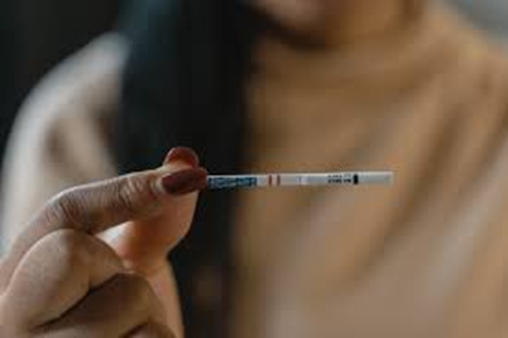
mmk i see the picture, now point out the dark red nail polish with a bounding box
[161,168,208,195]
[164,147,200,167]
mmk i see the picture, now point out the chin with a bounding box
[254,0,326,28]
[252,0,333,46]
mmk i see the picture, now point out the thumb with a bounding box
[103,147,207,275]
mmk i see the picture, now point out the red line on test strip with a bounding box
[268,175,273,186]
[276,174,281,186]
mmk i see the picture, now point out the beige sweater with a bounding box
[3,3,508,338]
[0,34,125,248]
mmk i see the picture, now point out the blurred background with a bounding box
[0,0,507,171]
[0,0,124,160]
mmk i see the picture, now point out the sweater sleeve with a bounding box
[0,33,128,252]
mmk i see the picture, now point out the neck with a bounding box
[326,0,409,47]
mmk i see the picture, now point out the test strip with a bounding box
[206,171,394,189]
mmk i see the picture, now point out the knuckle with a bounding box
[115,175,157,214]
[45,229,91,268]
[46,188,86,228]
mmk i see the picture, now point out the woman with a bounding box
[3,0,508,337]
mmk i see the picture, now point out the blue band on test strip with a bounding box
[207,176,258,189]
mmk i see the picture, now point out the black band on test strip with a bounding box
[353,174,359,185]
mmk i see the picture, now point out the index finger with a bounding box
[0,164,207,291]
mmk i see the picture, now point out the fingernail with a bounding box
[164,147,200,167]
[161,167,208,195]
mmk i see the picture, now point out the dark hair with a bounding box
[116,1,259,337]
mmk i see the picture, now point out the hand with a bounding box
[0,147,208,337]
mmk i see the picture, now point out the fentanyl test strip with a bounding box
[207,171,394,190]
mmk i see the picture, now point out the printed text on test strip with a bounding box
[206,171,394,189]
